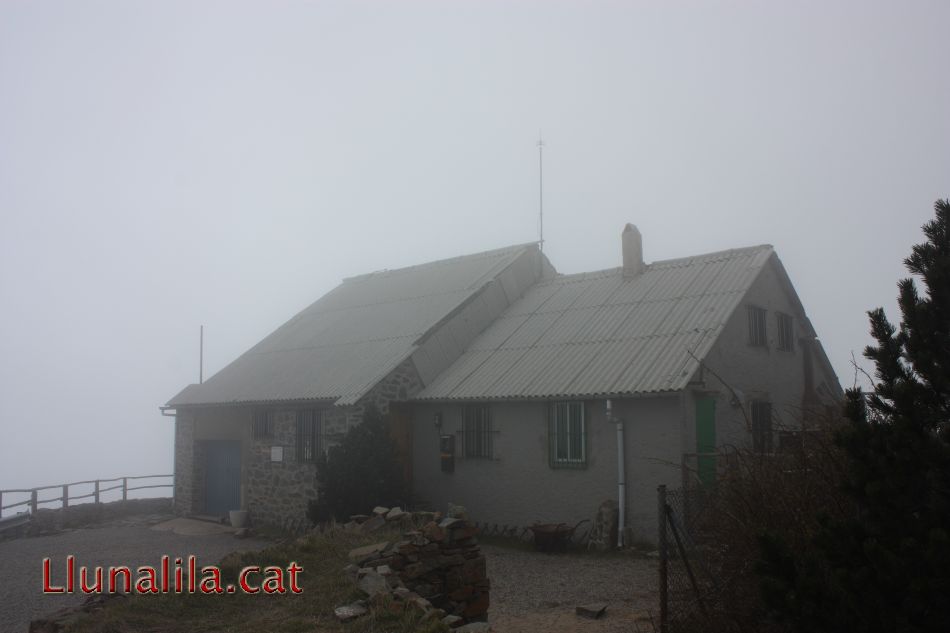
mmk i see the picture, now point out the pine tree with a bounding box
[758,199,950,632]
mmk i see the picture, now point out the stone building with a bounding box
[164,227,840,539]
[165,244,551,528]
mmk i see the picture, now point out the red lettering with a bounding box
[80,566,103,593]
[109,567,132,593]
[136,567,159,593]
[174,558,183,593]
[42,558,64,593]
[188,556,197,593]
[287,562,303,594]
[239,566,260,594]
[199,567,223,594]
[161,556,169,592]
[261,566,285,594]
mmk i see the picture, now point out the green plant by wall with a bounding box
[310,404,408,523]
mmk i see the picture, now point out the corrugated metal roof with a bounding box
[167,244,538,407]
[415,245,774,401]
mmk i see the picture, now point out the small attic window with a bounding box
[777,313,794,351]
[747,306,767,347]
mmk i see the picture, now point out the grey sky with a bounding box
[1,0,947,490]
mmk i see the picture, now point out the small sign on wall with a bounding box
[271,446,283,462]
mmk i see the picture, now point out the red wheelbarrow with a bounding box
[528,519,590,552]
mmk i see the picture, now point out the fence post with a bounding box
[122,478,128,501]
[0,490,3,519]
[62,484,69,509]
[658,484,668,633]
[94,480,100,504]
[30,489,38,514]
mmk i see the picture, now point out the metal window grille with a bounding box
[252,411,272,440]
[295,410,322,462]
[463,406,493,458]
[751,401,772,453]
[549,401,586,468]
[747,305,767,346]
[777,313,794,351]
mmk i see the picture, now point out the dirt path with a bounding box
[483,544,658,632]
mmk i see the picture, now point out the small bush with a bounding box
[313,404,408,522]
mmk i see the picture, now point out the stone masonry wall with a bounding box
[346,357,423,428]
[245,410,319,531]
[172,413,203,516]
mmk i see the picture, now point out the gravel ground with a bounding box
[0,518,270,633]
[484,544,659,633]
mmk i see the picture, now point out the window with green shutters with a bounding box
[549,401,586,468]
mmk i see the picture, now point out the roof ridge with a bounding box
[342,242,537,283]
[537,244,773,285]
[649,243,774,268]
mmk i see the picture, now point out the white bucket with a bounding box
[229,510,248,528]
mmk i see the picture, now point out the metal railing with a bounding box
[0,474,173,519]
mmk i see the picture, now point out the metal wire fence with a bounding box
[658,484,751,633]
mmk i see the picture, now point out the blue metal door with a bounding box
[204,441,241,516]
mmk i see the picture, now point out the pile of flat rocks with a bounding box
[335,511,490,631]
[343,505,415,533]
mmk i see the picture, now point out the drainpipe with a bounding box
[607,399,625,548]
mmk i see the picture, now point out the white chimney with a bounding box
[622,223,644,278]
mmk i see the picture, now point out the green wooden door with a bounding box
[695,397,716,487]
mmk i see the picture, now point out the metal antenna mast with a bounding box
[199,325,204,384]
[537,132,545,252]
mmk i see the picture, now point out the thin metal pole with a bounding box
[658,485,668,633]
[667,501,707,616]
[537,132,544,252]
[199,325,204,384]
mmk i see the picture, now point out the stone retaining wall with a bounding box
[350,516,489,624]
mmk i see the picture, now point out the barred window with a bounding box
[549,401,586,468]
[252,411,272,440]
[751,401,772,454]
[463,406,493,458]
[777,313,794,351]
[748,305,767,347]
[295,409,322,462]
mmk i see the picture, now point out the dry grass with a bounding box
[64,527,447,633]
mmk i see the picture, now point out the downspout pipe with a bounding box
[607,399,625,548]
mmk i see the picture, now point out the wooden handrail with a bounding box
[0,474,173,518]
